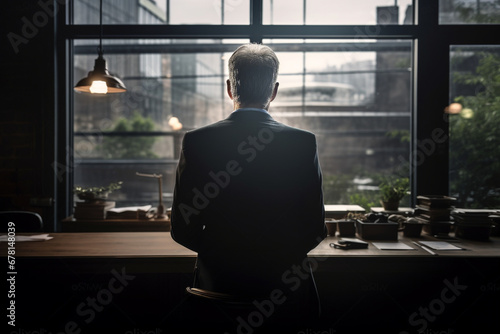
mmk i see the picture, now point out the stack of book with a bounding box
[74,201,116,220]
[106,205,152,220]
[451,209,496,240]
[414,195,456,235]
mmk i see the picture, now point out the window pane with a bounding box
[265,39,412,207]
[170,0,250,24]
[449,45,500,208]
[73,39,246,207]
[74,39,411,209]
[73,0,250,25]
[263,0,414,25]
[440,0,500,24]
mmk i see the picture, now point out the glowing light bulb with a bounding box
[461,108,474,119]
[89,80,108,94]
[168,116,183,130]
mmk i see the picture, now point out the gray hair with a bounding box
[228,44,279,108]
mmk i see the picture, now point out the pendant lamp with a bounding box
[74,0,126,94]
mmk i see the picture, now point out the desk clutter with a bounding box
[107,205,152,219]
[414,195,456,235]
[325,195,500,241]
[74,201,116,220]
[452,209,499,241]
[73,201,153,220]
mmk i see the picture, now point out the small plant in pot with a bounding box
[379,177,409,211]
[74,181,123,203]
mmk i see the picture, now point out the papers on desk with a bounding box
[418,241,464,250]
[372,242,416,250]
[106,205,152,219]
[0,234,53,242]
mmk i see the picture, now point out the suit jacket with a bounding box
[171,109,326,297]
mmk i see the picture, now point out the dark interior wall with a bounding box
[0,0,58,230]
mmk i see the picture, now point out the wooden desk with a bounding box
[61,216,171,232]
[9,231,499,259]
[3,232,499,332]
[310,233,500,257]
[9,232,192,258]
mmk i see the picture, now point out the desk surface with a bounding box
[310,234,500,257]
[6,232,194,258]
[4,232,499,258]
[61,216,171,232]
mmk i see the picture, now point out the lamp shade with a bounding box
[74,55,126,94]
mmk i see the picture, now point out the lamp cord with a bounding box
[98,0,103,56]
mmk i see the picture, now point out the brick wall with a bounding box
[1,0,57,229]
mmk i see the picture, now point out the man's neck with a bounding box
[234,102,269,111]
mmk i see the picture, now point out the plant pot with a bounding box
[325,221,337,236]
[337,219,356,237]
[381,200,399,211]
[403,222,423,237]
[77,192,109,203]
[355,219,399,240]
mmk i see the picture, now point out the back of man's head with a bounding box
[228,44,280,108]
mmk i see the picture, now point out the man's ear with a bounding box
[269,82,279,102]
[226,79,233,100]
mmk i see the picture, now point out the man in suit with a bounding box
[170,43,326,329]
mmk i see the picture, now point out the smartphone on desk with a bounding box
[330,238,369,249]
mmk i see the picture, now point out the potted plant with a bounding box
[74,181,123,203]
[402,217,423,237]
[379,177,409,211]
[351,212,400,240]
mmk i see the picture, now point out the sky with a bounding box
[151,0,414,72]
[153,0,413,25]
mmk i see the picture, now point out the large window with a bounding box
[63,0,500,221]
[73,37,412,208]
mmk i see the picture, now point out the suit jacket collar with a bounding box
[226,109,275,122]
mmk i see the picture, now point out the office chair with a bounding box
[178,260,322,332]
[1,211,43,232]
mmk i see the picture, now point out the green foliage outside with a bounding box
[100,111,158,159]
[323,172,410,212]
[348,192,378,212]
[456,1,500,24]
[379,177,409,203]
[450,52,500,208]
[322,173,353,204]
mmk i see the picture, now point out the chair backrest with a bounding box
[185,287,255,306]
[1,211,43,232]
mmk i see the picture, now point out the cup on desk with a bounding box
[337,220,356,237]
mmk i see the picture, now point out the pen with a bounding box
[412,241,438,256]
